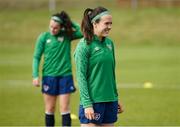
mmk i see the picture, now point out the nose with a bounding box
[108,24,112,29]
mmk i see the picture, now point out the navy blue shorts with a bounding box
[42,75,76,95]
[79,101,118,124]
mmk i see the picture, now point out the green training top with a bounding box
[74,36,118,108]
[33,22,82,78]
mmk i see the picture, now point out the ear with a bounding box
[92,22,98,28]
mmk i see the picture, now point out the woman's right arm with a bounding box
[75,40,97,120]
[74,40,92,108]
[32,33,45,86]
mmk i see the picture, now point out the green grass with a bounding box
[0,0,180,126]
[116,45,180,85]
[119,88,180,126]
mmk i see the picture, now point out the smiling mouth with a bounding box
[104,29,110,33]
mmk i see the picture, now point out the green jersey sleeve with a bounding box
[32,33,46,78]
[74,39,92,108]
[111,40,119,97]
[71,22,83,40]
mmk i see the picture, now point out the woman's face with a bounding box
[93,15,112,38]
[49,20,61,35]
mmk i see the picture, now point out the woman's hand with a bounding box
[32,78,40,87]
[118,102,124,113]
[84,107,95,120]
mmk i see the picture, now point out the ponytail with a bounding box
[59,11,73,38]
[81,8,94,44]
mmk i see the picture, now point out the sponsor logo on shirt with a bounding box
[58,37,64,42]
[46,39,51,43]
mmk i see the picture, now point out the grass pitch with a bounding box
[0,0,180,126]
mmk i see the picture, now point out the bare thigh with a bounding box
[59,93,71,113]
[43,93,57,113]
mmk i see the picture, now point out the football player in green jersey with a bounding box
[74,7,123,126]
[32,11,82,126]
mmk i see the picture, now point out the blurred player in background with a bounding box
[32,11,82,126]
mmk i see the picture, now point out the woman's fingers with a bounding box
[85,113,95,120]
[32,78,40,87]
[85,107,95,120]
[118,103,124,113]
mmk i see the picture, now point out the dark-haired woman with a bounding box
[74,7,123,126]
[32,11,82,126]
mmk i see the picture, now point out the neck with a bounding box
[94,34,103,41]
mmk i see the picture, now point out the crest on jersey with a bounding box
[106,44,112,50]
[58,37,64,42]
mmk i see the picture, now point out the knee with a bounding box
[46,105,56,113]
[60,104,70,112]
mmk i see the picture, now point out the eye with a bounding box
[105,22,112,25]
